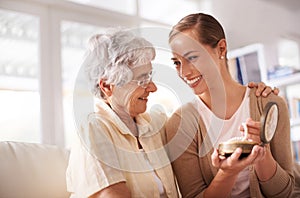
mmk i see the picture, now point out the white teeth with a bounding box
[186,76,201,85]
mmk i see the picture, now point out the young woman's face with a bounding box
[170,30,219,95]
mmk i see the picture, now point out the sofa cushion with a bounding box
[0,141,70,198]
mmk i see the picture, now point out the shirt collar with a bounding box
[136,106,167,137]
[95,99,133,135]
[95,99,166,137]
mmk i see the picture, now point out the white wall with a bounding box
[209,0,300,68]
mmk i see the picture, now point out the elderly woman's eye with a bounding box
[173,61,181,66]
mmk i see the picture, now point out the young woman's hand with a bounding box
[212,118,265,175]
[211,145,265,176]
[239,118,261,143]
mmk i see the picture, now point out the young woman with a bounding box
[166,13,294,198]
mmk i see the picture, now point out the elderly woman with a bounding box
[66,30,179,198]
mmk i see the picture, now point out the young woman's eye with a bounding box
[188,56,198,61]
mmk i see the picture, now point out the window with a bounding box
[0,0,200,147]
[66,0,136,15]
[278,38,299,69]
[138,0,200,25]
[61,21,106,148]
[0,9,40,142]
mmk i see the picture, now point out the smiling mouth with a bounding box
[185,76,202,85]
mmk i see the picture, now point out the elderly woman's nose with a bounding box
[146,81,157,92]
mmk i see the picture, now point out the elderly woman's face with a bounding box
[128,63,157,117]
[112,62,157,118]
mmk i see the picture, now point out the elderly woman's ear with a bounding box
[99,79,113,97]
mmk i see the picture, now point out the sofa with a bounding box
[0,141,299,198]
[0,141,70,198]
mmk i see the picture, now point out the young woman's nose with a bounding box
[179,61,193,78]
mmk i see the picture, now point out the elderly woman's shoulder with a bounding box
[292,161,300,198]
[249,87,288,108]
[264,92,289,111]
[81,112,111,130]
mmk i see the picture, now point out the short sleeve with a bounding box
[66,116,126,197]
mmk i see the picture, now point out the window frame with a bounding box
[0,0,172,147]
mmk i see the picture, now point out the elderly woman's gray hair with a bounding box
[83,29,156,98]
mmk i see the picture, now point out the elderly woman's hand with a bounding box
[248,81,279,97]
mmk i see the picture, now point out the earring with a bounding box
[220,56,224,59]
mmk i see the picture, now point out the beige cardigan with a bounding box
[166,88,294,198]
